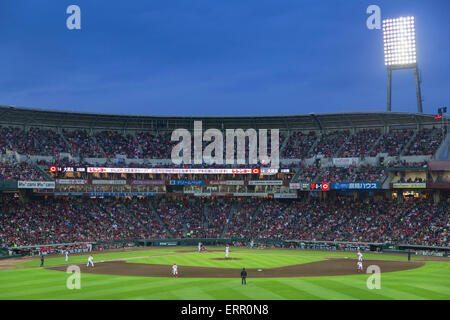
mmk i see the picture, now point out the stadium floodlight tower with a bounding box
[383,16,423,113]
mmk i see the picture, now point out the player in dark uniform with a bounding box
[40,254,44,267]
[240,268,247,285]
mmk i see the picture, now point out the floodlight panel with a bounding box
[382,16,417,66]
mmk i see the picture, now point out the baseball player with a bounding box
[225,244,230,259]
[357,250,363,262]
[172,263,178,277]
[198,242,202,253]
[357,261,363,273]
[87,255,94,268]
[65,250,69,262]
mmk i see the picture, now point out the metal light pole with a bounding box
[383,17,423,113]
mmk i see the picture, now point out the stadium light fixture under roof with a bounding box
[382,16,422,113]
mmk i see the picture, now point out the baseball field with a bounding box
[0,247,449,300]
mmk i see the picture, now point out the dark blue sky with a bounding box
[0,0,448,116]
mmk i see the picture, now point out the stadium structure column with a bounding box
[387,67,392,112]
[414,65,423,113]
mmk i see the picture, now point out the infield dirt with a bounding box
[48,258,424,278]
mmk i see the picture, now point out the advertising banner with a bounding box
[92,180,127,185]
[87,167,259,174]
[248,180,283,186]
[88,192,157,196]
[333,182,379,190]
[170,180,204,185]
[273,193,297,198]
[392,183,426,189]
[129,180,166,185]
[56,179,88,185]
[18,181,56,189]
[332,158,360,166]
[233,193,269,197]
[208,180,245,186]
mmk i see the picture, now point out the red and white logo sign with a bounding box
[310,183,329,191]
[49,166,57,172]
[252,168,260,174]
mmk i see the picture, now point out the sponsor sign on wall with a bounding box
[56,179,88,185]
[92,180,127,185]
[273,193,297,198]
[332,158,360,166]
[333,182,379,190]
[87,167,259,174]
[309,183,329,191]
[248,180,283,186]
[18,181,56,189]
[233,193,268,197]
[129,180,166,185]
[170,180,204,185]
[208,180,245,186]
[88,192,157,196]
[392,183,426,189]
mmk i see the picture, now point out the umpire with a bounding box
[40,254,44,267]
[241,268,247,285]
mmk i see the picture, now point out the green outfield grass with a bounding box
[127,251,324,268]
[1,247,449,300]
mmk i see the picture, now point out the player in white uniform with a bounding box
[357,261,363,272]
[87,255,94,268]
[357,250,363,262]
[225,244,230,259]
[172,263,178,277]
[198,242,202,253]
[65,250,69,262]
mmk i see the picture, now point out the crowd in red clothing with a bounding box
[312,130,350,158]
[404,128,447,156]
[314,165,386,183]
[0,161,48,181]
[282,131,317,159]
[0,197,448,248]
[1,125,446,159]
[338,129,381,158]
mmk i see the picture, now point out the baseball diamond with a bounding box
[0,247,449,300]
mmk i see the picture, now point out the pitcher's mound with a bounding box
[210,257,242,261]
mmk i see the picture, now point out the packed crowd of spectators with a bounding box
[282,131,317,159]
[404,127,446,156]
[1,197,447,248]
[0,126,68,156]
[94,131,142,159]
[0,161,48,181]
[374,129,413,156]
[294,166,321,182]
[62,129,104,158]
[315,165,386,182]
[203,200,233,238]
[153,198,187,238]
[338,129,381,158]
[136,132,172,159]
[224,199,263,238]
[0,127,20,154]
[1,125,446,160]
[0,198,168,247]
[311,130,350,158]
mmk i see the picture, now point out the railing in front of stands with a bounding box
[4,238,449,258]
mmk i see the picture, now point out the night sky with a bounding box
[0,0,448,116]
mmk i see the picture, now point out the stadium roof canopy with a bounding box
[0,105,442,132]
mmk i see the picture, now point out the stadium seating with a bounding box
[0,197,448,247]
